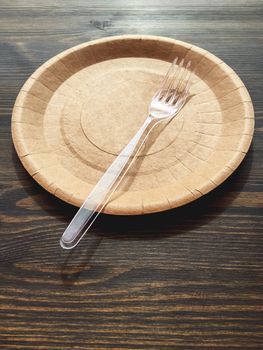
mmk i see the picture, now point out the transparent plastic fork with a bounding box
[60,57,192,249]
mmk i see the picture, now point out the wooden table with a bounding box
[0,1,262,349]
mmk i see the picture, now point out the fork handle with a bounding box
[60,116,156,249]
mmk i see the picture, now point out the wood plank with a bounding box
[0,0,262,349]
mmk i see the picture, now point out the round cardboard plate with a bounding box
[12,35,254,215]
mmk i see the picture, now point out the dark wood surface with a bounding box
[0,1,262,349]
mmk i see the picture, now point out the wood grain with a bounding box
[0,0,262,349]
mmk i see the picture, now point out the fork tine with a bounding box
[178,69,193,106]
[161,58,184,102]
[154,57,178,99]
[169,60,190,102]
[169,61,192,105]
[182,65,193,96]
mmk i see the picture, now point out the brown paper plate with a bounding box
[12,35,254,215]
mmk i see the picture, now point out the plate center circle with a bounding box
[80,59,183,156]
